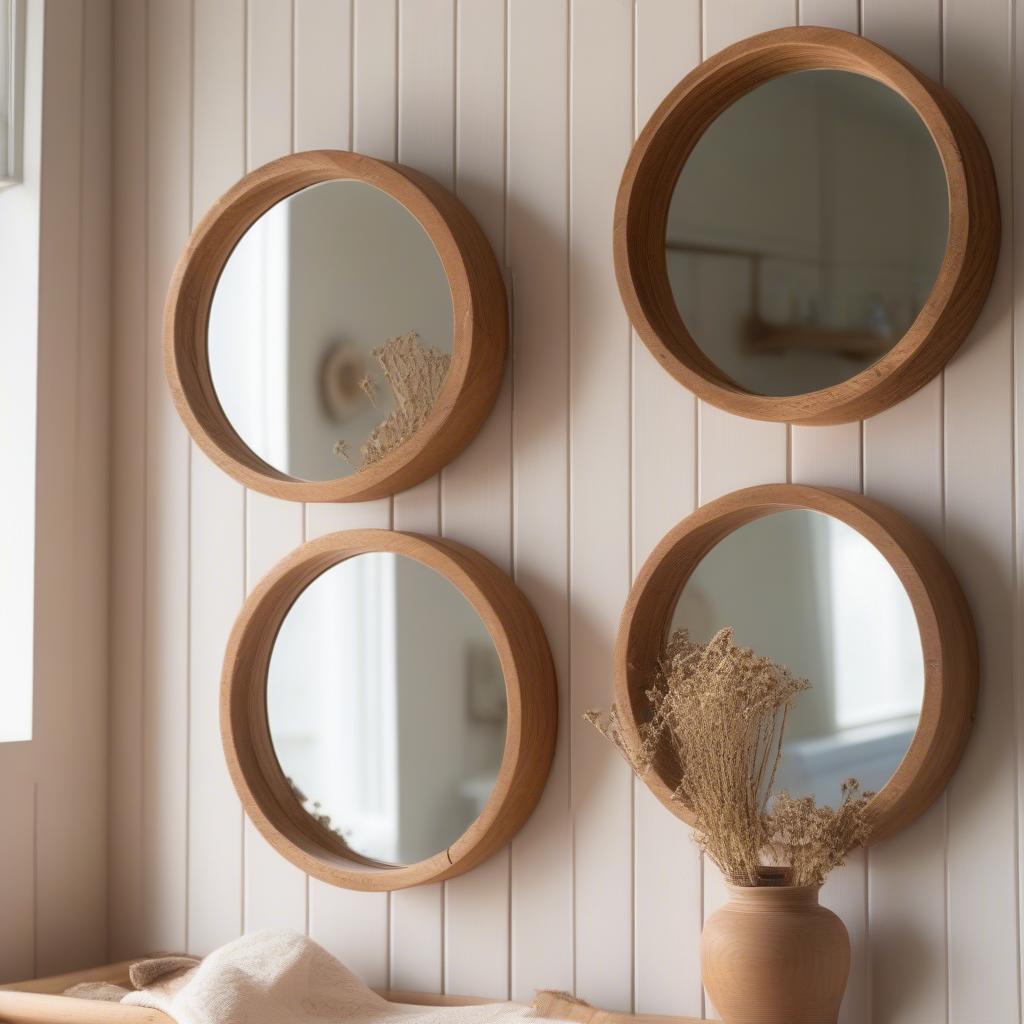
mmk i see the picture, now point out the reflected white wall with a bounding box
[667,70,947,398]
[207,180,454,482]
[267,553,505,866]
[672,510,924,804]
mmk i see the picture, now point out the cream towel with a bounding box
[123,930,547,1024]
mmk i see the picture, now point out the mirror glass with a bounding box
[208,180,454,481]
[670,509,925,806]
[666,70,948,397]
[267,552,507,866]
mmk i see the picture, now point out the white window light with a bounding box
[0,0,25,187]
[0,0,35,743]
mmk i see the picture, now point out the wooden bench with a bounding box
[0,961,710,1024]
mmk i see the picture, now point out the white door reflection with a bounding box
[672,510,924,805]
[208,203,291,470]
[267,552,506,866]
[208,180,454,482]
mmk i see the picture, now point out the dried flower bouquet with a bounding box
[334,330,452,471]
[587,627,872,887]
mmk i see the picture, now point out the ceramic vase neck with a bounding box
[725,883,822,911]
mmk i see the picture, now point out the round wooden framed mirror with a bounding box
[614,485,977,843]
[222,529,556,891]
[614,27,999,425]
[165,150,507,502]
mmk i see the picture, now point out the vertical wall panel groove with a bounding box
[0,773,35,980]
[141,0,192,955]
[110,0,149,963]
[443,0,514,1000]
[33,9,88,963]
[313,0,405,988]
[568,0,635,1009]
[630,0,704,1011]
[23,0,113,976]
[695,3,797,1018]
[631,1,701,1015]
[392,0,453,539]
[187,0,247,957]
[786,7,870,1021]
[859,7,951,1022]
[242,0,309,936]
[505,0,573,1002]
[388,0,453,991]
[943,0,1019,1018]
[293,0,393,989]
[81,4,115,966]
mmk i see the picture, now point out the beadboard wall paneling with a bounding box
[108,0,146,964]
[108,1,1022,1021]
[631,3,701,1017]
[298,3,393,990]
[187,0,246,959]
[787,7,870,1023]
[140,0,191,956]
[943,0,1018,1016]
[697,3,793,1021]
[444,0,515,999]
[506,0,573,1001]
[569,0,634,1010]
[241,0,309,944]
[857,8,951,1024]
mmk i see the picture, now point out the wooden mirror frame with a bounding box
[614,484,977,843]
[614,26,1000,425]
[165,150,508,502]
[222,529,557,891]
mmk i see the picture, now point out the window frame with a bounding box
[0,0,25,188]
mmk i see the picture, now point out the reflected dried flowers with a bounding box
[332,439,354,464]
[359,373,381,409]
[287,776,352,843]
[334,330,451,471]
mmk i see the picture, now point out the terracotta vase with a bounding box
[701,882,850,1024]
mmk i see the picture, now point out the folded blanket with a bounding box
[122,930,546,1024]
